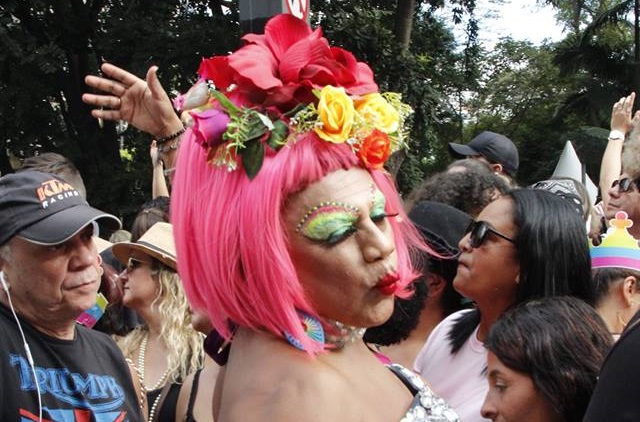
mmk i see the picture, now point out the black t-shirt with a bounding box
[0,303,144,421]
[583,310,640,421]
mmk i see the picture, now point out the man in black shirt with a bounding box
[0,170,144,421]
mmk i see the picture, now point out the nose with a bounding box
[360,220,395,262]
[458,232,472,252]
[608,182,620,199]
[119,268,128,281]
[480,393,497,419]
[69,232,98,270]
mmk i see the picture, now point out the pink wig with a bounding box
[171,131,430,353]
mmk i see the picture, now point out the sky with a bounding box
[441,0,566,48]
[481,0,565,45]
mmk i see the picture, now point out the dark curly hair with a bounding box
[404,161,509,217]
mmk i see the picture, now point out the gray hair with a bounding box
[0,243,11,261]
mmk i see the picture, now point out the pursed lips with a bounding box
[375,271,399,295]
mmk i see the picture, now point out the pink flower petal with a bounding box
[190,108,231,148]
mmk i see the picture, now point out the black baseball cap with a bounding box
[0,170,121,246]
[408,200,472,257]
[448,131,519,176]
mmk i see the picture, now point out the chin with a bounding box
[363,297,396,328]
[605,205,620,219]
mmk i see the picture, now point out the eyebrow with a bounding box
[295,200,360,233]
[487,369,501,379]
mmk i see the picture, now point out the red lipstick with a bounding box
[377,271,399,295]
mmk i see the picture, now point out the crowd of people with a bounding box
[3,12,640,422]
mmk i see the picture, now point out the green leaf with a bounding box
[267,120,290,150]
[211,90,242,115]
[245,111,270,141]
[241,139,265,180]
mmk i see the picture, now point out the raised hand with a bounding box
[611,92,636,135]
[83,63,183,139]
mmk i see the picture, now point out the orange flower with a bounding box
[358,129,391,169]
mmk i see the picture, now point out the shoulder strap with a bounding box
[185,369,202,421]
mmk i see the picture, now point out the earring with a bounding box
[284,311,325,351]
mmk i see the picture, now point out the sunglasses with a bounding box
[126,257,152,272]
[465,220,515,248]
[611,178,640,193]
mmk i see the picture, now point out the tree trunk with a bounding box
[395,0,415,52]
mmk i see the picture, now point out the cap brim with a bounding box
[448,143,480,158]
[19,205,121,246]
[112,241,177,271]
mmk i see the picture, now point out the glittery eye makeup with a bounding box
[370,189,387,219]
[296,201,360,244]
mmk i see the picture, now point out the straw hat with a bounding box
[112,222,176,270]
[93,236,113,254]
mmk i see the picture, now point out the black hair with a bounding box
[448,188,595,353]
[592,267,640,306]
[485,296,612,422]
[363,279,428,345]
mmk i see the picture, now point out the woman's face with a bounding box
[481,352,562,422]
[454,197,519,309]
[284,168,398,328]
[120,252,158,310]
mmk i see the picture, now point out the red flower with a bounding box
[197,14,378,112]
[358,129,391,169]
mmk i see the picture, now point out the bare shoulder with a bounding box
[218,341,350,421]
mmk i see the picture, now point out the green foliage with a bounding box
[10,0,624,222]
[311,2,478,193]
[0,0,237,226]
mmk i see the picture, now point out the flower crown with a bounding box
[174,14,413,179]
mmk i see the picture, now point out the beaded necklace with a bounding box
[138,333,170,422]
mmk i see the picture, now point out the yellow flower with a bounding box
[354,93,400,134]
[314,86,355,143]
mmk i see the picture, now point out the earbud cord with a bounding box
[0,271,43,422]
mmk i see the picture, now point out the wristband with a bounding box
[156,126,186,144]
[608,130,625,141]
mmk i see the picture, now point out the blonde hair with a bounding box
[117,265,204,384]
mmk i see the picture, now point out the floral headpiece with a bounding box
[174,14,413,179]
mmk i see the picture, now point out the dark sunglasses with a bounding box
[126,257,152,272]
[611,178,640,193]
[465,220,515,248]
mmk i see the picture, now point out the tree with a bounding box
[0,0,237,226]
[1,0,478,218]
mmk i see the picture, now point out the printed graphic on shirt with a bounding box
[10,353,132,422]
